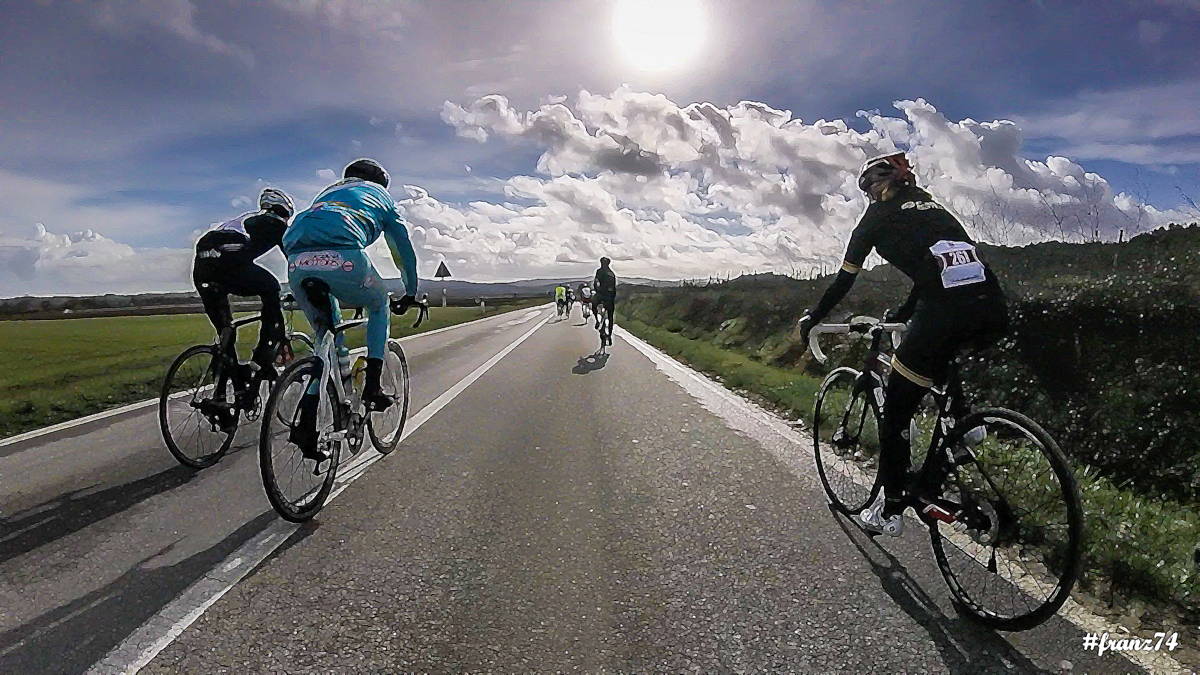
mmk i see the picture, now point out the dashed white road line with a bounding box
[615,325,1179,675]
[86,311,552,675]
[0,304,551,450]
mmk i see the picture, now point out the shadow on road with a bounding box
[829,508,1050,674]
[0,464,201,566]
[572,352,610,375]
[0,511,276,674]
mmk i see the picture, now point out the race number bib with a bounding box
[929,240,986,288]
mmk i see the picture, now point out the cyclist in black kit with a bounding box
[593,256,617,335]
[192,188,294,397]
[799,152,1008,536]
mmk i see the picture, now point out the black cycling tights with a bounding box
[194,261,284,369]
[879,370,927,514]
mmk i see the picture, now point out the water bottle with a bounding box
[337,348,352,384]
[351,356,368,394]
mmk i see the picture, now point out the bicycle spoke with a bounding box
[812,369,880,514]
[161,346,234,468]
[259,358,341,522]
[930,409,1082,630]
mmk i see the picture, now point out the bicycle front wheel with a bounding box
[368,340,411,454]
[929,407,1084,631]
[812,367,881,515]
[259,357,341,522]
[159,345,235,469]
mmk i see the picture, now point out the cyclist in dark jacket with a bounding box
[593,257,617,333]
[192,188,293,383]
[799,152,1008,536]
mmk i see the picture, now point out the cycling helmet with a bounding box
[858,152,914,198]
[344,157,390,188]
[258,188,294,218]
[600,256,611,266]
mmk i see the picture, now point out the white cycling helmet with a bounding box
[258,187,295,218]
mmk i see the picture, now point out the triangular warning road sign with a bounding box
[434,261,452,278]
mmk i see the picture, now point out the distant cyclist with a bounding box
[578,283,593,319]
[554,284,568,317]
[798,152,1008,537]
[192,187,294,408]
[593,257,617,336]
[282,158,419,454]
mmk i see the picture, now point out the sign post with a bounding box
[434,260,452,308]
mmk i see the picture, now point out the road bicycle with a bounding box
[595,301,613,351]
[159,289,313,469]
[258,279,429,522]
[808,317,1083,631]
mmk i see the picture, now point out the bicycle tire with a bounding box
[367,340,411,454]
[259,356,342,522]
[928,407,1084,631]
[159,344,235,469]
[812,367,882,515]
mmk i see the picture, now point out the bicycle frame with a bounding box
[210,311,311,389]
[810,319,976,521]
[309,320,370,446]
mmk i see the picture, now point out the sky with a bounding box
[1,0,1199,296]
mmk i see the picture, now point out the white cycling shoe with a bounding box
[859,492,904,537]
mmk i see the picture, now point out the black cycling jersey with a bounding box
[842,185,996,296]
[195,211,287,263]
[193,210,288,370]
[594,267,617,298]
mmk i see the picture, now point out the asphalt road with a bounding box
[1,305,1147,673]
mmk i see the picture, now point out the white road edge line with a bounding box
[0,303,552,449]
[614,325,1180,675]
[86,311,553,675]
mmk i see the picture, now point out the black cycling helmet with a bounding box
[600,256,611,266]
[858,152,915,198]
[344,158,389,188]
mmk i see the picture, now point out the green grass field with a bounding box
[0,300,544,439]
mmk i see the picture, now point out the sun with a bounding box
[612,0,706,72]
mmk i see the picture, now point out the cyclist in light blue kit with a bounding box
[283,158,419,453]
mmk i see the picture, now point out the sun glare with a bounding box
[613,0,706,72]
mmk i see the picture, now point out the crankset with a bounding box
[193,398,237,433]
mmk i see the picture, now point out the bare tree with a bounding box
[1036,187,1078,242]
[1074,175,1106,243]
[1177,185,1200,221]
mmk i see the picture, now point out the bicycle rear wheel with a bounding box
[812,367,881,515]
[367,340,411,454]
[159,345,235,469]
[928,407,1083,631]
[259,357,341,522]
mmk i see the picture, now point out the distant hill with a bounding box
[389,276,679,299]
[0,275,681,319]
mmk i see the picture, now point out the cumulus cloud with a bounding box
[421,88,1189,280]
[5,88,1192,294]
[0,224,192,297]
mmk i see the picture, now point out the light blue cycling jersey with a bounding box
[283,178,418,295]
